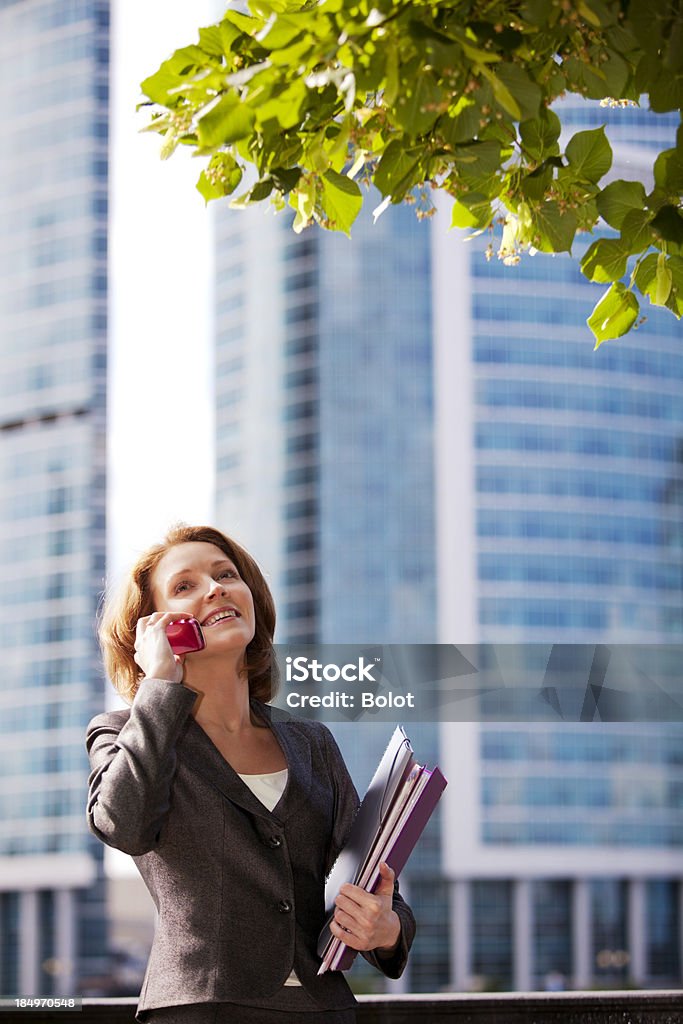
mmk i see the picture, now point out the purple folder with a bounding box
[318,726,447,973]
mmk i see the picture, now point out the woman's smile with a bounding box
[151,541,256,652]
[201,605,242,627]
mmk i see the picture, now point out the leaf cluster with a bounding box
[140,0,683,344]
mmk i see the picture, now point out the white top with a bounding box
[236,769,301,987]
[236,768,288,812]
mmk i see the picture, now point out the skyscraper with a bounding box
[213,97,682,992]
[0,0,110,995]
[434,97,683,990]
[214,196,443,991]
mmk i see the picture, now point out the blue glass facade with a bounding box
[466,99,683,988]
[214,199,443,990]
[316,206,436,644]
[0,0,109,995]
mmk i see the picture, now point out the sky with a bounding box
[105,0,219,875]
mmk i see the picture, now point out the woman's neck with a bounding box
[183,652,256,733]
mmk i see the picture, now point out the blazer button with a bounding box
[267,835,282,848]
[278,899,292,913]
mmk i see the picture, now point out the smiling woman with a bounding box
[87,523,415,1024]
[98,524,275,707]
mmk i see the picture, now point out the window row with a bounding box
[476,422,678,463]
[478,552,683,591]
[476,464,679,506]
[477,378,683,423]
[477,508,679,546]
[482,774,683,811]
[482,819,683,846]
[473,336,683,381]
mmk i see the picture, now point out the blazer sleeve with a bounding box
[321,725,416,980]
[85,678,198,856]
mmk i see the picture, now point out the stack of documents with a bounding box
[317,725,447,973]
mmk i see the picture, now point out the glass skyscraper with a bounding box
[214,199,442,991]
[0,0,109,996]
[214,97,682,992]
[436,98,683,991]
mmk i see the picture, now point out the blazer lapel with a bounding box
[177,702,312,824]
[180,716,274,819]
[266,711,312,823]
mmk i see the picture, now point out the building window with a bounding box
[533,881,572,988]
[647,880,681,980]
[471,880,513,989]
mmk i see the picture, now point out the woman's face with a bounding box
[150,541,256,657]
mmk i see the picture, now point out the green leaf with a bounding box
[494,63,542,120]
[562,56,609,101]
[634,252,659,297]
[374,141,421,198]
[223,10,259,36]
[140,46,210,106]
[665,255,683,317]
[620,208,655,254]
[197,25,226,57]
[655,254,673,305]
[450,194,493,230]
[519,109,561,162]
[197,95,256,148]
[478,65,522,120]
[440,96,487,145]
[255,14,305,49]
[600,49,630,97]
[392,62,444,136]
[289,176,317,233]
[383,41,399,105]
[653,147,683,192]
[588,282,639,347]
[664,15,683,73]
[634,252,683,315]
[565,127,612,184]
[577,0,603,27]
[320,170,362,235]
[528,202,577,253]
[521,163,553,201]
[196,152,243,203]
[270,166,301,193]
[218,18,243,54]
[649,69,683,113]
[407,18,460,72]
[651,205,683,247]
[596,180,646,229]
[581,238,629,283]
[454,140,502,177]
[252,77,307,130]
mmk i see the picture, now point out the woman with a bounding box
[87,524,415,1023]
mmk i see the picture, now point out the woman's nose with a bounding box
[206,577,227,598]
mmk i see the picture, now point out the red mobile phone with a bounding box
[166,617,206,655]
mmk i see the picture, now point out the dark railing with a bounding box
[4,992,682,1024]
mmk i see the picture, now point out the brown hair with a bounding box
[99,524,277,705]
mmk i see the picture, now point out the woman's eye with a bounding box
[218,569,238,580]
[174,581,192,594]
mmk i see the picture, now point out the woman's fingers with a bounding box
[332,872,401,953]
[134,612,184,682]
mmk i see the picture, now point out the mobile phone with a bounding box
[166,617,206,655]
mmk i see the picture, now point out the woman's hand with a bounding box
[329,861,401,956]
[134,612,185,684]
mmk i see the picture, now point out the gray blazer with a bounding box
[86,679,415,1019]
